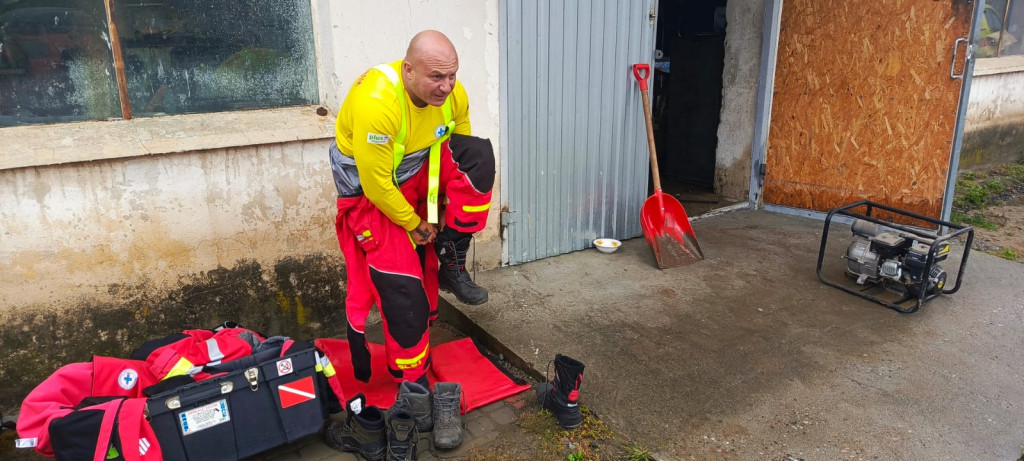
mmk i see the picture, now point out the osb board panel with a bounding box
[764,0,973,217]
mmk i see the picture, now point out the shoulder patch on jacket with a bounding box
[367,133,390,145]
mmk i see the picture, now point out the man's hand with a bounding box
[411,220,436,246]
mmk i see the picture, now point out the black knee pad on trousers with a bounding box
[449,134,495,192]
[369,267,429,349]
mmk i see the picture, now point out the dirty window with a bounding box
[978,0,1023,58]
[0,2,120,126]
[117,0,318,116]
[0,0,318,127]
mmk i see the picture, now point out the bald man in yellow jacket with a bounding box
[329,30,494,388]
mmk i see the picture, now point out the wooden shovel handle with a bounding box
[633,63,661,191]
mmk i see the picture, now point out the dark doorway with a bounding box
[652,0,731,216]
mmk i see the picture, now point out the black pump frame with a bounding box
[816,200,974,313]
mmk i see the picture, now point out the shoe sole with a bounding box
[439,285,488,305]
[433,441,463,450]
[322,426,385,461]
[324,441,385,461]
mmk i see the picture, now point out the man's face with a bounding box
[404,54,458,108]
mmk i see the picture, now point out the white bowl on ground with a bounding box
[593,238,621,254]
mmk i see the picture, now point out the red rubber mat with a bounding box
[315,337,531,413]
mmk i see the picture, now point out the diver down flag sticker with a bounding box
[279,376,316,408]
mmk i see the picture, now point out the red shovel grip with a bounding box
[632,63,650,91]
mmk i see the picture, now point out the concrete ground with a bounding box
[246,323,537,461]
[25,207,1009,461]
[252,392,530,461]
[451,208,1024,460]
[260,207,1023,460]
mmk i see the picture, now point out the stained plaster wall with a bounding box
[715,0,765,200]
[961,57,1024,168]
[0,0,500,414]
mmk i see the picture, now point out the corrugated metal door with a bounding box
[501,0,657,265]
[763,0,975,218]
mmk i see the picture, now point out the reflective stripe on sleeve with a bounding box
[162,357,197,380]
[205,338,224,365]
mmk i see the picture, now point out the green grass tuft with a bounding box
[996,163,1024,182]
[626,444,655,461]
[953,180,989,210]
[950,211,999,230]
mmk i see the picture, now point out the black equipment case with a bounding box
[145,341,327,460]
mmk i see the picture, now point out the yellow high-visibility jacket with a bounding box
[335,60,471,231]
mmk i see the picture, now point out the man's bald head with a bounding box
[405,30,457,64]
[402,30,460,108]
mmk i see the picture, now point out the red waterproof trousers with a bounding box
[334,134,494,383]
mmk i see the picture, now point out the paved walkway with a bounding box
[254,391,528,461]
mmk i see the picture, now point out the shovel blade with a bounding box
[641,191,705,268]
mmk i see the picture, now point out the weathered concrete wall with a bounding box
[715,0,764,200]
[962,63,1024,169]
[0,141,348,411]
[960,116,1024,168]
[0,0,501,416]
[1,141,338,308]
[0,255,349,414]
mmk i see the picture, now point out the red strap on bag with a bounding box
[280,339,296,356]
[118,399,163,461]
[91,399,123,461]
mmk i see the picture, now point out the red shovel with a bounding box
[633,63,704,268]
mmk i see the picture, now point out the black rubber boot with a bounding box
[323,394,387,461]
[535,354,584,429]
[386,410,418,461]
[435,228,488,305]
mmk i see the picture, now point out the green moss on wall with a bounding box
[0,253,348,418]
[961,121,1024,170]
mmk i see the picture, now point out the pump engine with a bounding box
[844,219,949,297]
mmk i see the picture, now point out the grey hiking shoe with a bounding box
[386,410,418,461]
[323,394,387,461]
[431,382,464,450]
[388,380,433,432]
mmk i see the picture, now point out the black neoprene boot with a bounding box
[536,354,584,429]
[435,228,488,305]
[323,394,387,461]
